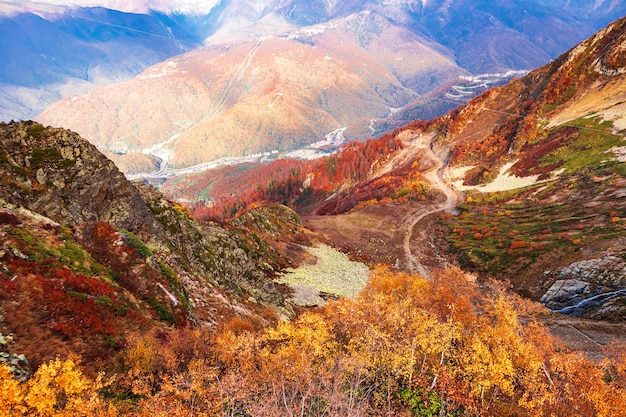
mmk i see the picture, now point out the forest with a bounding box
[164,133,411,219]
[2,265,625,416]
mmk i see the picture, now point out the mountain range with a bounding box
[0,3,204,122]
[3,0,626,173]
[159,12,626,321]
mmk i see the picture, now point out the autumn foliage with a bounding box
[0,219,189,371]
[3,266,625,416]
[163,135,407,219]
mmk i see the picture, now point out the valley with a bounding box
[2,2,626,416]
[302,129,626,355]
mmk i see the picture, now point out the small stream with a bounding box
[552,289,626,317]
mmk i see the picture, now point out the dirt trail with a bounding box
[305,131,463,276]
[396,132,463,276]
[215,39,262,111]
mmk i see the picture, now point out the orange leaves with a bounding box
[358,264,430,305]
[0,364,25,417]
[428,266,479,324]
[509,240,527,250]
[1,358,115,417]
[9,266,626,416]
[170,135,406,219]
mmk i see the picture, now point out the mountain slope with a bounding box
[427,15,626,319]
[0,0,626,172]
[405,0,626,73]
[37,11,465,170]
[0,120,306,368]
[158,15,626,320]
[0,6,202,121]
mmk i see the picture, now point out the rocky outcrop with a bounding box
[137,184,287,311]
[540,255,626,320]
[0,121,291,327]
[0,121,160,236]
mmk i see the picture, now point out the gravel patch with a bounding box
[276,244,369,306]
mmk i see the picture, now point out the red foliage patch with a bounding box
[510,126,577,178]
[7,258,120,338]
[174,136,405,219]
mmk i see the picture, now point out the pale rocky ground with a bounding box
[276,244,369,306]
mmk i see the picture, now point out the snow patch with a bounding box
[447,70,528,100]
[448,161,560,193]
[445,165,475,182]
[287,23,329,41]
[609,146,626,162]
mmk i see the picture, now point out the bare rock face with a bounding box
[0,121,290,325]
[540,256,626,319]
[0,121,159,235]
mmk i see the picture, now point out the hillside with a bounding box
[429,14,626,313]
[0,5,202,121]
[160,15,626,322]
[0,120,316,368]
[37,11,464,170]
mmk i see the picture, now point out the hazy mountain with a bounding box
[404,0,626,73]
[37,11,465,170]
[0,5,204,121]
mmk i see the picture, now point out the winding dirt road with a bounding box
[305,130,464,277]
[396,132,464,276]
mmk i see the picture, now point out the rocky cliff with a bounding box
[0,121,295,364]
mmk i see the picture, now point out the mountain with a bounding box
[8,1,625,174]
[0,5,204,121]
[0,119,313,367]
[2,126,626,417]
[159,14,626,321]
[3,15,626,417]
[404,0,626,73]
[429,13,626,319]
[36,11,465,171]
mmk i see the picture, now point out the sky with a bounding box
[0,0,219,14]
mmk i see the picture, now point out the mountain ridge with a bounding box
[0,120,306,344]
[36,10,465,170]
[4,1,626,172]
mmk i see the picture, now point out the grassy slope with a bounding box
[439,116,626,298]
